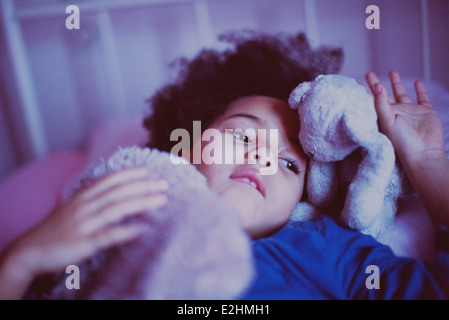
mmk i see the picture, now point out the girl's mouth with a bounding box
[230,168,266,198]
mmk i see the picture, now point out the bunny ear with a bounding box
[288,81,313,110]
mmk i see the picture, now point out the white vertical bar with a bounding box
[303,0,320,47]
[15,0,195,19]
[96,9,128,116]
[1,0,48,160]
[193,0,214,47]
[420,0,431,80]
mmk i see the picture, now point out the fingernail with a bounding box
[374,83,382,95]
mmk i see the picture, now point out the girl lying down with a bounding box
[0,32,448,299]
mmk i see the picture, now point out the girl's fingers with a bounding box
[414,80,432,107]
[366,72,394,104]
[373,83,395,132]
[92,223,146,252]
[81,167,150,201]
[83,194,168,233]
[365,72,380,93]
[83,179,169,215]
[365,72,395,130]
[389,70,413,104]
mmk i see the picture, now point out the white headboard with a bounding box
[0,0,448,180]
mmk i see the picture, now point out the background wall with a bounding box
[1,0,448,181]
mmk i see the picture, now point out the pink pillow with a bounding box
[0,151,87,252]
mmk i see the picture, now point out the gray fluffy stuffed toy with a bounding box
[32,146,253,300]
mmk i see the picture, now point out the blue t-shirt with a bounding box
[240,215,449,299]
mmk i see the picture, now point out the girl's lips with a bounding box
[230,168,266,198]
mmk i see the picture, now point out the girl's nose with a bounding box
[246,145,278,175]
[246,145,269,166]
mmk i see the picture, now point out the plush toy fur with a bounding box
[288,74,412,237]
[37,146,253,300]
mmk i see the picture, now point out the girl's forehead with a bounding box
[222,96,300,133]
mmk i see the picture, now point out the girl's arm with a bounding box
[366,71,449,228]
[0,167,169,300]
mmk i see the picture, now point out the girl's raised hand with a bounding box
[365,71,445,166]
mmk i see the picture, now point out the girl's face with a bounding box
[192,96,308,239]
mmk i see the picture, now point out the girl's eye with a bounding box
[279,158,300,174]
[233,132,251,143]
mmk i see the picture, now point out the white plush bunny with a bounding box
[288,74,412,237]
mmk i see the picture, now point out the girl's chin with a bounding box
[220,187,262,208]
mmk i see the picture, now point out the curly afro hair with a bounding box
[143,30,344,152]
